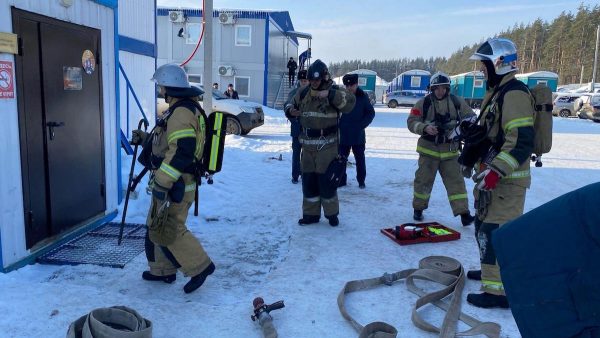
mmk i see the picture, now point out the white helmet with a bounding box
[430,71,450,87]
[151,63,190,88]
[470,38,518,75]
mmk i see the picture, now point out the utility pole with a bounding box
[591,24,599,92]
[204,0,213,116]
[580,65,584,85]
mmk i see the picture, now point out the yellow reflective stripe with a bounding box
[482,279,504,290]
[304,196,320,202]
[506,170,530,179]
[167,128,196,143]
[428,227,452,235]
[185,183,196,192]
[416,146,458,159]
[448,193,467,201]
[209,113,223,171]
[496,151,519,169]
[195,116,206,158]
[414,192,430,200]
[504,117,534,133]
[159,163,181,180]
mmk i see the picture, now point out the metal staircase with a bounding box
[272,74,296,110]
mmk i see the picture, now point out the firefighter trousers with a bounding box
[145,174,212,278]
[474,183,527,295]
[412,154,469,215]
[301,145,339,218]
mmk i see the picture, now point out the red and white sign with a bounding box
[0,61,15,99]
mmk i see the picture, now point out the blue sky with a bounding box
[158,0,597,64]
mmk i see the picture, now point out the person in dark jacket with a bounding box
[224,83,239,99]
[284,69,309,183]
[339,74,375,188]
[287,57,298,88]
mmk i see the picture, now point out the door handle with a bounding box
[46,121,65,140]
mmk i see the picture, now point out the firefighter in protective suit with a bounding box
[407,72,476,226]
[460,38,535,308]
[286,59,356,226]
[131,63,215,294]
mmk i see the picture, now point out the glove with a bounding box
[131,129,148,146]
[460,165,473,179]
[476,168,501,191]
[152,182,169,201]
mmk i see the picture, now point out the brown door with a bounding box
[12,8,105,248]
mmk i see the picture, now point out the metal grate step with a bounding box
[37,222,146,268]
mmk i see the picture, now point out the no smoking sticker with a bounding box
[0,61,14,99]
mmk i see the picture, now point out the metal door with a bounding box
[13,9,105,248]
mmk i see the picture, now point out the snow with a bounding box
[1,105,600,338]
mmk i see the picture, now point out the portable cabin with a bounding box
[157,8,302,107]
[0,0,156,272]
[450,71,486,108]
[516,71,559,92]
[386,69,430,95]
[347,69,377,92]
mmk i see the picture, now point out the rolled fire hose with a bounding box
[66,306,152,338]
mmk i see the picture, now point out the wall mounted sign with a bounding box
[82,50,95,75]
[63,67,83,90]
[0,61,15,98]
[0,33,18,54]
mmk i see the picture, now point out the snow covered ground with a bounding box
[1,105,599,338]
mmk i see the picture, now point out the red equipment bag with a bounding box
[380,222,460,246]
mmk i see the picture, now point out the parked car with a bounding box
[157,83,264,135]
[552,94,581,117]
[575,93,600,122]
[384,90,421,108]
[363,89,376,105]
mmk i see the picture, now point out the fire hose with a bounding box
[337,256,501,338]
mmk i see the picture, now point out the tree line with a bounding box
[329,4,600,85]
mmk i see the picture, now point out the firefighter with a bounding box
[131,63,215,294]
[286,59,356,226]
[407,71,476,226]
[461,38,535,308]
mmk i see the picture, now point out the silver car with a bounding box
[384,90,421,108]
[552,94,580,118]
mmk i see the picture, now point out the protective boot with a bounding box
[460,213,475,226]
[413,209,424,221]
[467,270,482,281]
[298,215,320,225]
[184,262,215,294]
[142,271,176,284]
[467,292,509,309]
[327,215,339,227]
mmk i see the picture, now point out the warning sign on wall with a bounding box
[0,61,15,99]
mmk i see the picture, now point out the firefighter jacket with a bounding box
[153,97,206,190]
[339,88,375,145]
[288,80,356,151]
[408,93,475,160]
[284,84,306,137]
[477,73,535,188]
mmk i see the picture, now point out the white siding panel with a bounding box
[119,0,155,43]
[0,0,116,268]
[119,52,156,136]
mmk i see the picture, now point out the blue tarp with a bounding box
[493,183,600,338]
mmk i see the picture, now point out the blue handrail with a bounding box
[118,63,150,134]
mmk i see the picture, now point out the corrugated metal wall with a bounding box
[0,0,116,268]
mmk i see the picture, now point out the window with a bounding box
[186,23,202,45]
[234,76,250,97]
[188,74,202,84]
[411,76,421,88]
[474,79,484,88]
[537,80,548,85]
[235,25,251,46]
[358,77,367,86]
